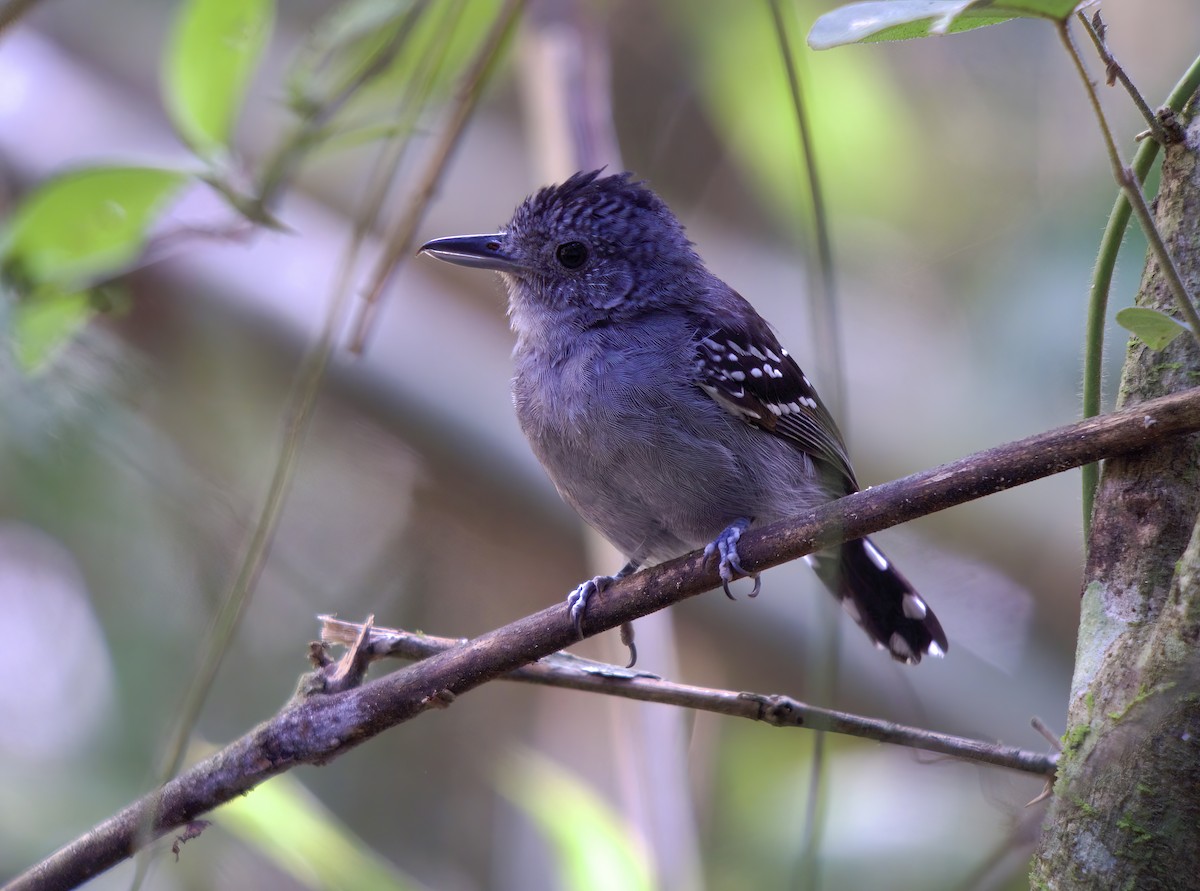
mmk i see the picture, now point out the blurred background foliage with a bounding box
[2,1,1198,889]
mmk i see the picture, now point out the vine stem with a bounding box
[767,4,840,884]
[1058,20,1200,346]
[1072,41,1200,535]
[1075,10,1176,145]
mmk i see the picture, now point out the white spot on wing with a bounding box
[888,632,915,662]
[927,641,945,658]
[902,593,927,620]
[704,384,762,421]
[863,540,889,571]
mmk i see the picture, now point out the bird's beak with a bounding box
[418,233,521,272]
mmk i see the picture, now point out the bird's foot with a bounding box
[565,560,639,639]
[704,518,761,599]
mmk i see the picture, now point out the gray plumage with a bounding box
[420,170,947,664]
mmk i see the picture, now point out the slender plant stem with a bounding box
[0,0,44,37]
[145,0,489,834]
[1078,52,1200,532]
[1076,10,1174,145]
[348,0,525,353]
[254,1,431,212]
[766,5,839,884]
[1059,21,1200,344]
[768,0,842,415]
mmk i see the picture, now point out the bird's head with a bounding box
[420,170,701,335]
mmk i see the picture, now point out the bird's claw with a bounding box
[704,519,761,600]
[565,561,638,643]
[566,576,607,638]
[619,621,637,668]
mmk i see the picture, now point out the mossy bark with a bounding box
[1030,106,1200,889]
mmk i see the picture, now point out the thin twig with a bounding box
[766,8,840,880]
[318,617,1058,776]
[147,0,483,818]
[1030,717,1063,751]
[768,0,842,415]
[1058,19,1200,348]
[9,386,1200,891]
[254,1,432,212]
[1079,51,1200,534]
[1076,10,1181,145]
[0,0,44,37]
[347,0,525,353]
[1080,9,1180,144]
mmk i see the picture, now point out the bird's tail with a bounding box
[807,537,947,664]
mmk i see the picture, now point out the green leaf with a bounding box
[673,2,924,229]
[809,0,1082,49]
[0,166,187,287]
[1116,307,1190,350]
[10,286,95,371]
[286,0,495,126]
[218,772,424,891]
[497,750,653,891]
[164,0,275,157]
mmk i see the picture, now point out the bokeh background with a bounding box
[3,1,1198,889]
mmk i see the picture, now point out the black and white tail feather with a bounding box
[806,541,946,664]
[697,314,948,664]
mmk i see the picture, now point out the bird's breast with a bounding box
[512,335,634,448]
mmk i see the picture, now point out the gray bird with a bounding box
[420,170,947,664]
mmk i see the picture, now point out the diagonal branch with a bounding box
[318,617,1058,776]
[9,387,1200,891]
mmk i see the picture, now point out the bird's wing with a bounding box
[695,318,857,490]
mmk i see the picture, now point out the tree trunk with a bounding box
[1030,105,1200,889]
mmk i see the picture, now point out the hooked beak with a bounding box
[418,233,521,272]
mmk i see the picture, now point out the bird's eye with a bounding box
[555,241,588,269]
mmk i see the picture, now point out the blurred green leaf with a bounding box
[290,0,419,95]
[675,1,923,228]
[1115,307,1189,350]
[165,0,275,157]
[0,166,187,286]
[10,286,94,371]
[219,772,426,891]
[308,120,412,155]
[497,750,653,891]
[287,0,493,127]
[809,0,1081,49]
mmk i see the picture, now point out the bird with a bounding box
[419,170,947,664]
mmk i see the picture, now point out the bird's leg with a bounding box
[566,559,640,639]
[619,621,637,668]
[704,518,762,600]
